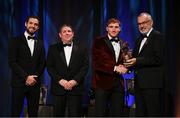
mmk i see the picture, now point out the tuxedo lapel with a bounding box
[21,35,32,58]
[32,39,38,57]
[138,30,154,55]
[68,42,78,68]
[57,43,67,66]
[138,38,149,55]
[118,39,124,62]
[104,38,116,60]
[135,37,143,56]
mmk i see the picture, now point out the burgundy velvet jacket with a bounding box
[92,35,127,90]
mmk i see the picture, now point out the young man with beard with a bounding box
[8,16,45,117]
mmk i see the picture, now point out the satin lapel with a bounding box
[57,43,67,66]
[135,38,142,56]
[138,30,155,55]
[32,39,38,57]
[104,38,116,59]
[138,38,149,55]
[118,39,123,62]
[68,43,78,68]
[21,35,32,58]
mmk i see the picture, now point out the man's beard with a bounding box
[26,28,35,35]
[140,30,148,34]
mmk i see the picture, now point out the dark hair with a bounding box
[107,18,121,27]
[25,15,40,24]
[59,24,74,33]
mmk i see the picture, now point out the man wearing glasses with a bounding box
[124,12,165,116]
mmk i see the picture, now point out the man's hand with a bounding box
[59,79,72,90]
[124,58,136,67]
[68,80,77,88]
[115,65,128,74]
[59,79,78,90]
[26,75,37,86]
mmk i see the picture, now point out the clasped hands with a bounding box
[59,79,77,90]
[26,75,37,86]
[114,57,137,74]
[114,64,128,74]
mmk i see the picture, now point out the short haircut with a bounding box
[107,18,121,27]
[59,24,74,33]
[138,12,153,21]
[25,15,40,24]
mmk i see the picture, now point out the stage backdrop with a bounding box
[0,0,177,116]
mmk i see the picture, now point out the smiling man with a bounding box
[124,12,165,117]
[47,24,89,117]
[8,16,45,117]
[92,18,128,117]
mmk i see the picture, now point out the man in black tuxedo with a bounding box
[8,16,45,117]
[124,12,164,116]
[47,24,89,117]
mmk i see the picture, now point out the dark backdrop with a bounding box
[0,0,179,116]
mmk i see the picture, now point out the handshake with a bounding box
[114,54,136,74]
[114,43,136,74]
[114,64,128,74]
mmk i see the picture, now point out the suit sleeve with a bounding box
[47,46,62,83]
[8,39,28,80]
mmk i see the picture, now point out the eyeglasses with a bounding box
[138,20,150,26]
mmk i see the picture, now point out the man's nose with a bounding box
[139,24,144,27]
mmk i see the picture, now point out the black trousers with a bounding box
[11,86,40,117]
[135,87,162,117]
[53,94,82,117]
[94,79,124,117]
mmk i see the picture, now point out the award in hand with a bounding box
[121,41,132,63]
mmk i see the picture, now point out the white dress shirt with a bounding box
[24,31,35,56]
[139,28,153,53]
[108,35,120,62]
[63,42,73,66]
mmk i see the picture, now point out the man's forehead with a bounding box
[29,18,38,21]
[108,23,119,26]
[62,26,72,30]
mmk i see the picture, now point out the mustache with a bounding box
[26,28,37,35]
[29,27,36,30]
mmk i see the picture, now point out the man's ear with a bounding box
[37,26,39,30]
[106,27,108,32]
[59,33,61,38]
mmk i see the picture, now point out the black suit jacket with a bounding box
[133,29,164,88]
[47,40,89,95]
[8,35,46,87]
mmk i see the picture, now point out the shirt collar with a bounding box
[24,31,35,40]
[107,34,118,40]
[146,28,153,37]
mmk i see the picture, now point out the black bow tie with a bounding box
[63,43,72,47]
[110,38,119,43]
[27,36,35,40]
[141,34,148,39]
